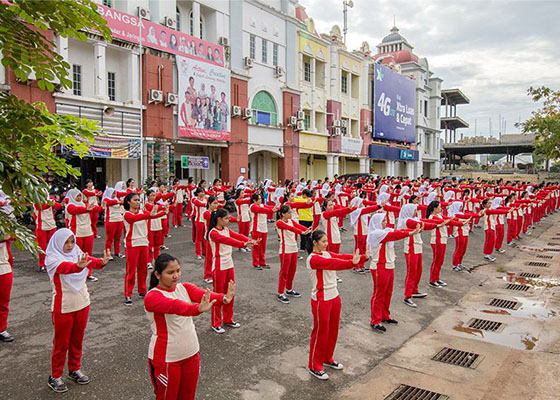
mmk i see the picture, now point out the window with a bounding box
[424,100,428,117]
[251,91,277,126]
[261,39,268,64]
[249,35,256,59]
[304,113,311,130]
[102,0,112,7]
[341,73,348,94]
[72,64,81,96]
[304,62,311,82]
[176,7,181,31]
[189,11,203,38]
[107,72,116,101]
[273,43,279,66]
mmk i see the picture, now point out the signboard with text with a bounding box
[181,155,209,170]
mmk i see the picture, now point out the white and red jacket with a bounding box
[124,209,165,247]
[404,219,436,255]
[250,204,274,233]
[0,240,13,276]
[67,204,101,238]
[82,189,102,206]
[235,197,251,223]
[145,203,166,232]
[34,200,63,231]
[208,227,249,271]
[352,205,379,236]
[192,198,207,224]
[144,283,225,363]
[369,230,410,269]
[320,207,351,245]
[276,219,307,254]
[173,185,187,206]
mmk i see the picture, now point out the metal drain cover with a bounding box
[536,255,553,259]
[547,243,560,246]
[468,318,504,332]
[432,347,482,368]
[384,384,449,400]
[527,261,550,267]
[518,272,541,278]
[506,283,530,291]
[544,248,560,252]
[489,298,520,310]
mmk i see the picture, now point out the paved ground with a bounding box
[1,213,549,400]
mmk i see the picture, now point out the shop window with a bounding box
[261,39,268,64]
[341,73,348,94]
[273,43,279,66]
[251,91,277,126]
[72,64,81,96]
[304,61,311,82]
[107,71,116,101]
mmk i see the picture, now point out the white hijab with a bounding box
[376,192,390,206]
[398,186,410,201]
[367,212,394,251]
[444,191,454,202]
[102,187,115,200]
[448,201,463,217]
[397,204,419,229]
[66,188,85,207]
[114,181,125,192]
[45,228,89,293]
[335,183,342,197]
[0,190,15,216]
[263,179,272,190]
[426,192,438,205]
[321,182,331,197]
[379,184,389,194]
[236,176,244,188]
[491,197,503,209]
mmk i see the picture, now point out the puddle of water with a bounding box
[521,335,539,350]
[453,320,540,351]
[453,321,484,337]
[496,275,560,289]
[482,309,511,315]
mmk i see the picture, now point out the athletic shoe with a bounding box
[403,298,417,308]
[428,282,441,288]
[452,265,463,272]
[436,280,448,287]
[412,292,428,298]
[212,326,225,334]
[382,319,398,324]
[262,264,271,269]
[95,235,101,239]
[507,242,515,247]
[497,249,506,253]
[108,255,114,261]
[147,262,153,270]
[68,370,90,385]
[203,278,213,284]
[336,277,343,283]
[224,321,241,328]
[86,276,98,282]
[39,266,46,273]
[308,369,329,380]
[526,232,532,236]
[196,255,203,260]
[138,293,146,299]
[47,376,68,393]
[160,245,169,250]
[352,268,366,275]
[364,266,370,272]
[371,324,386,333]
[285,290,301,298]
[449,234,455,238]
[117,254,125,259]
[458,264,467,269]
[123,297,132,306]
[277,294,290,304]
[0,331,14,342]
[166,235,172,238]
[253,266,263,271]
[484,255,496,262]
[324,361,343,370]
[298,256,304,260]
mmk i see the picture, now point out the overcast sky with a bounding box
[300,0,560,138]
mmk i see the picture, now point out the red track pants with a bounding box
[162,215,170,238]
[354,235,367,268]
[148,230,164,262]
[430,243,447,282]
[404,252,423,299]
[91,212,100,237]
[149,352,200,400]
[506,219,515,244]
[308,296,341,372]
[495,224,505,250]
[76,235,94,277]
[203,241,212,280]
[195,222,205,257]
[370,264,394,325]
[124,245,148,296]
[327,243,340,253]
[105,221,123,255]
[251,231,267,267]
[36,228,55,267]
[452,235,469,266]
[483,229,495,255]
[238,221,250,237]
[51,306,89,378]
[173,203,184,227]
[0,272,13,332]
[278,252,298,294]
[211,268,235,328]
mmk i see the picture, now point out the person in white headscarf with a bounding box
[101,187,124,260]
[447,201,476,271]
[376,192,399,228]
[114,181,126,197]
[367,212,419,332]
[0,190,15,217]
[349,192,380,274]
[45,228,109,393]
[397,186,410,206]
[320,181,331,198]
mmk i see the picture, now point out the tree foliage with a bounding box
[517,86,560,161]
[0,0,111,255]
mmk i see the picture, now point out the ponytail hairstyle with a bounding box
[408,195,418,204]
[198,179,206,187]
[123,192,138,211]
[126,178,134,188]
[194,187,204,197]
[235,188,243,199]
[206,195,217,209]
[187,177,194,184]
[250,193,261,204]
[426,200,440,219]
[173,178,179,185]
[149,253,179,290]
[321,199,329,212]
[277,204,290,220]
[207,208,228,240]
[307,229,327,254]
[481,198,490,208]
[504,194,514,206]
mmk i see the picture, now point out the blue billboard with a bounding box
[373,64,416,143]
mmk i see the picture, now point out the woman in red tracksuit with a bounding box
[171,178,187,228]
[276,205,310,304]
[306,230,368,380]
[45,228,110,393]
[480,198,509,261]
[34,198,63,272]
[144,253,235,400]
[123,192,165,306]
[102,187,124,260]
[448,201,478,271]
[0,235,14,342]
[491,197,507,253]
[320,199,353,253]
[250,193,275,269]
[82,180,102,239]
[235,188,251,240]
[504,194,519,246]
[208,208,254,334]
[349,201,379,274]
[367,213,418,333]
[192,188,208,260]
[145,190,168,268]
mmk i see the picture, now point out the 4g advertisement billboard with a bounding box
[373,64,416,143]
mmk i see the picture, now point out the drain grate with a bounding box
[527,261,550,267]
[518,272,540,278]
[489,298,520,310]
[468,318,504,332]
[432,347,482,368]
[547,243,560,246]
[536,255,553,259]
[384,384,449,400]
[506,283,530,291]
[544,248,560,252]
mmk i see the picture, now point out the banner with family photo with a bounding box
[177,55,231,141]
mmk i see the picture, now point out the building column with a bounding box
[327,155,335,178]
[347,74,352,137]
[94,41,108,100]
[298,53,303,90]
[334,155,340,176]
[310,58,316,131]
[128,50,140,105]
[192,1,201,38]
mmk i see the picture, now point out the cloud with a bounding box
[300,0,560,137]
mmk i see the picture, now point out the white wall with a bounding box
[106,47,129,102]
[68,39,96,98]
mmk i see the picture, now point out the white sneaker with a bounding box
[212,326,225,334]
[147,262,153,270]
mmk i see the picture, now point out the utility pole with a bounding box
[343,0,354,44]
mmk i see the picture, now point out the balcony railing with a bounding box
[56,103,141,137]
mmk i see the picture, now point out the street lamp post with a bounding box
[343,0,354,44]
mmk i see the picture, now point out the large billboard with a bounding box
[373,64,416,143]
[177,56,231,141]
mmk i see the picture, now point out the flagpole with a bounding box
[139,17,144,187]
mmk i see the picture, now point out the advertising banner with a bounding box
[341,137,364,155]
[181,155,209,170]
[96,4,225,67]
[67,137,141,159]
[177,55,231,141]
[373,64,416,143]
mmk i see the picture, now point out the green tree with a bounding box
[0,0,111,255]
[517,86,560,161]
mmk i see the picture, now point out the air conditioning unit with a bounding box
[137,6,150,20]
[218,36,230,47]
[364,124,373,134]
[288,116,297,126]
[333,120,342,127]
[332,127,342,136]
[165,92,178,106]
[243,57,254,68]
[274,66,284,77]
[163,16,175,28]
[149,89,163,103]
[340,119,348,128]
[242,108,252,119]
[297,110,305,120]
[232,105,242,117]
[296,120,305,131]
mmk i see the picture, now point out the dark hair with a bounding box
[302,189,312,198]
[359,191,367,199]
[321,199,331,212]
[307,229,327,254]
[198,179,206,187]
[250,193,261,204]
[194,187,204,196]
[408,195,418,204]
[481,198,490,208]
[86,179,93,185]
[173,178,179,185]
[426,200,440,219]
[149,253,179,290]
[504,194,514,206]
[123,192,138,210]
[207,208,228,239]
[126,178,134,188]
[188,177,194,184]
[207,195,217,208]
[277,204,290,220]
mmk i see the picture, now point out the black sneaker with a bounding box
[86,276,98,282]
[68,370,90,385]
[324,361,343,370]
[262,264,271,269]
[39,266,46,273]
[123,297,132,306]
[452,265,463,272]
[48,376,68,393]
[436,280,447,287]
[0,330,14,342]
[308,369,329,380]
[412,292,428,298]
[428,282,441,288]
[403,298,417,308]
[277,294,290,304]
[285,290,301,298]
[371,323,386,333]
[224,321,241,328]
[382,319,398,324]
[138,293,146,299]
[253,266,263,271]
[212,326,225,334]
